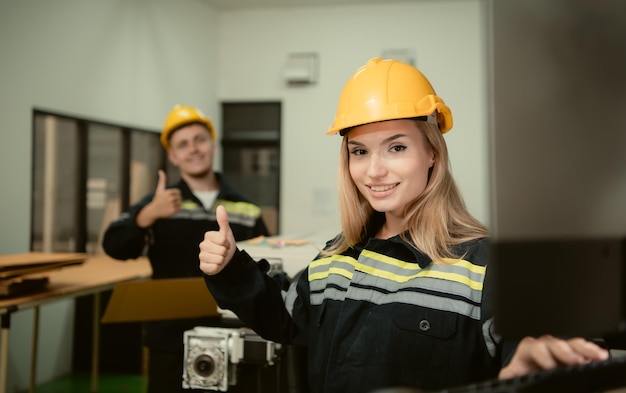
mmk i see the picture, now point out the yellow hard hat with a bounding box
[327,57,453,135]
[161,105,216,150]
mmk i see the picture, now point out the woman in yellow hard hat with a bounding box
[198,58,608,393]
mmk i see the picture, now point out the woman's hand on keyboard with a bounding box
[498,334,610,379]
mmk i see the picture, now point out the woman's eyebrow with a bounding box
[348,133,406,146]
[382,134,406,144]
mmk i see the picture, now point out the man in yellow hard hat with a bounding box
[102,104,270,393]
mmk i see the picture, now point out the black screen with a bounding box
[486,0,626,340]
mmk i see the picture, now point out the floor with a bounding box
[23,352,626,393]
[19,374,147,393]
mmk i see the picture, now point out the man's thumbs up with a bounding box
[150,170,182,217]
[135,170,182,228]
[199,205,236,275]
[156,169,167,193]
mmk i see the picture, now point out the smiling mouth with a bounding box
[187,155,204,162]
[369,183,398,192]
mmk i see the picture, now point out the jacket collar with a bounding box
[356,211,433,268]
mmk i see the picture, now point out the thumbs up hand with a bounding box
[151,170,183,216]
[199,205,236,275]
[136,170,182,228]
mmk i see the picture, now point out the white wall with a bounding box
[0,1,219,391]
[216,0,488,235]
[0,0,220,251]
[0,0,486,391]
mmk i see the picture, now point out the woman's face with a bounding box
[347,119,434,218]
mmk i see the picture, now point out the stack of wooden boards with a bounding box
[0,252,86,296]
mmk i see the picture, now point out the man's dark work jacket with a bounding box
[103,174,268,350]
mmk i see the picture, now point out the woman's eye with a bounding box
[390,145,406,152]
[350,148,367,156]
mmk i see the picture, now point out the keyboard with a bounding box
[443,355,626,393]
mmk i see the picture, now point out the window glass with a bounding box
[31,111,162,254]
[130,131,162,204]
[87,123,122,255]
[32,114,79,252]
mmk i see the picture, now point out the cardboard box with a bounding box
[101,277,219,323]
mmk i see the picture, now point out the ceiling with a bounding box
[205,0,414,10]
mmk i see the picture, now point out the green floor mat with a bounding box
[20,373,147,393]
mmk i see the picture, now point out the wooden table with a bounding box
[0,253,152,393]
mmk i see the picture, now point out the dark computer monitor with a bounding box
[486,0,626,340]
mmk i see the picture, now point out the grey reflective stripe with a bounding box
[171,206,257,227]
[115,212,131,222]
[309,269,353,293]
[172,208,213,220]
[310,286,347,306]
[357,252,484,292]
[358,250,485,288]
[308,251,485,320]
[356,274,483,304]
[311,283,481,320]
[309,255,357,281]
[217,200,261,227]
[284,282,299,317]
[115,200,258,227]
[225,212,257,227]
[214,199,261,225]
[420,261,485,283]
[308,256,356,275]
[483,318,501,358]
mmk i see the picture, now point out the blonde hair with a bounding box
[324,119,488,263]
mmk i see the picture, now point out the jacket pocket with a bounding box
[393,307,458,339]
[387,306,458,389]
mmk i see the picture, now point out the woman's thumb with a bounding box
[216,205,231,234]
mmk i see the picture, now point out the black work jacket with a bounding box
[205,219,512,392]
[103,174,268,350]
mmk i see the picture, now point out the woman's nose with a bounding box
[367,154,387,178]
